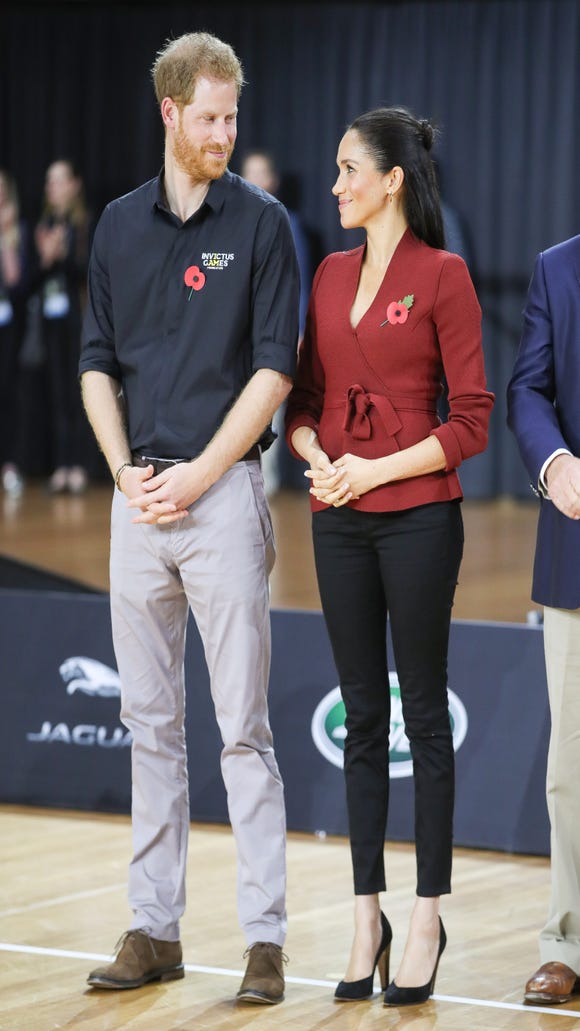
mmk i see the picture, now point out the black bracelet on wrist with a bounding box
[114,461,132,489]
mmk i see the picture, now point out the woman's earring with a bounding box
[389,192,394,204]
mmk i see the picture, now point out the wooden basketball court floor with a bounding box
[2,483,579,1029]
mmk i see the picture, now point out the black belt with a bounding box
[131,444,260,477]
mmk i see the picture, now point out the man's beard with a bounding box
[172,125,233,183]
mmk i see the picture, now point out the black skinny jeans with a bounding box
[313,500,464,897]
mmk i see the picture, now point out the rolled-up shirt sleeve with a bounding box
[250,202,300,379]
[429,254,494,470]
[79,207,122,382]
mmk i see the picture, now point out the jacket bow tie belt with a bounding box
[332,383,437,441]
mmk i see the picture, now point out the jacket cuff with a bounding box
[430,424,463,472]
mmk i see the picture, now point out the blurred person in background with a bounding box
[241,149,314,493]
[241,150,312,337]
[0,170,28,497]
[32,159,91,494]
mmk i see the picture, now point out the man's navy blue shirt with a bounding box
[80,170,300,458]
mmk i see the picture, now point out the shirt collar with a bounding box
[153,168,229,217]
[205,172,229,213]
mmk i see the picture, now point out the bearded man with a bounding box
[80,31,299,1003]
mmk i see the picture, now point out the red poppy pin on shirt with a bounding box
[184,265,206,299]
[380,294,414,327]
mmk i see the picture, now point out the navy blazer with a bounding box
[507,234,580,609]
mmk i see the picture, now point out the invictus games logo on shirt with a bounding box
[311,674,468,778]
[202,252,235,270]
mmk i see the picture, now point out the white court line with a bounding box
[0,943,579,1018]
[0,883,126,917]
[431,993,580,1017]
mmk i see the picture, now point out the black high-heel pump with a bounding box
[383,916,446,1007]
[334,911,392,1002]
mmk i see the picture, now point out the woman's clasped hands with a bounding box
[306,450,381,506]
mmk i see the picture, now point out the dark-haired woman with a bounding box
[285,108,493,1006]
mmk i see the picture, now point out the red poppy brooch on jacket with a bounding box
[380,294,414,327]
[184,265,206,299]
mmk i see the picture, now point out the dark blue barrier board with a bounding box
[0,589,549,855]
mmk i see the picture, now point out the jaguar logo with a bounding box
[311,674,468,777]
[59,656,121,698]
[25,656,129,748]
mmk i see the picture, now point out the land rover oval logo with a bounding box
[311,673,468,777]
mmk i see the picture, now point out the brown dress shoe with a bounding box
[87,929,184,989]
[236,942,286,1004]
[524,961,580,1004]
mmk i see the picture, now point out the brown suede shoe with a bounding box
[524,961,580,1004]
[87,929,184,989]
[236,942,286,1004]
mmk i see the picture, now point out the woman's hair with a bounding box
[347,107,444,249]
[151,31,245,108]
[0,170,21,249]
[0,169,19,212]
[42,159,87,231]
